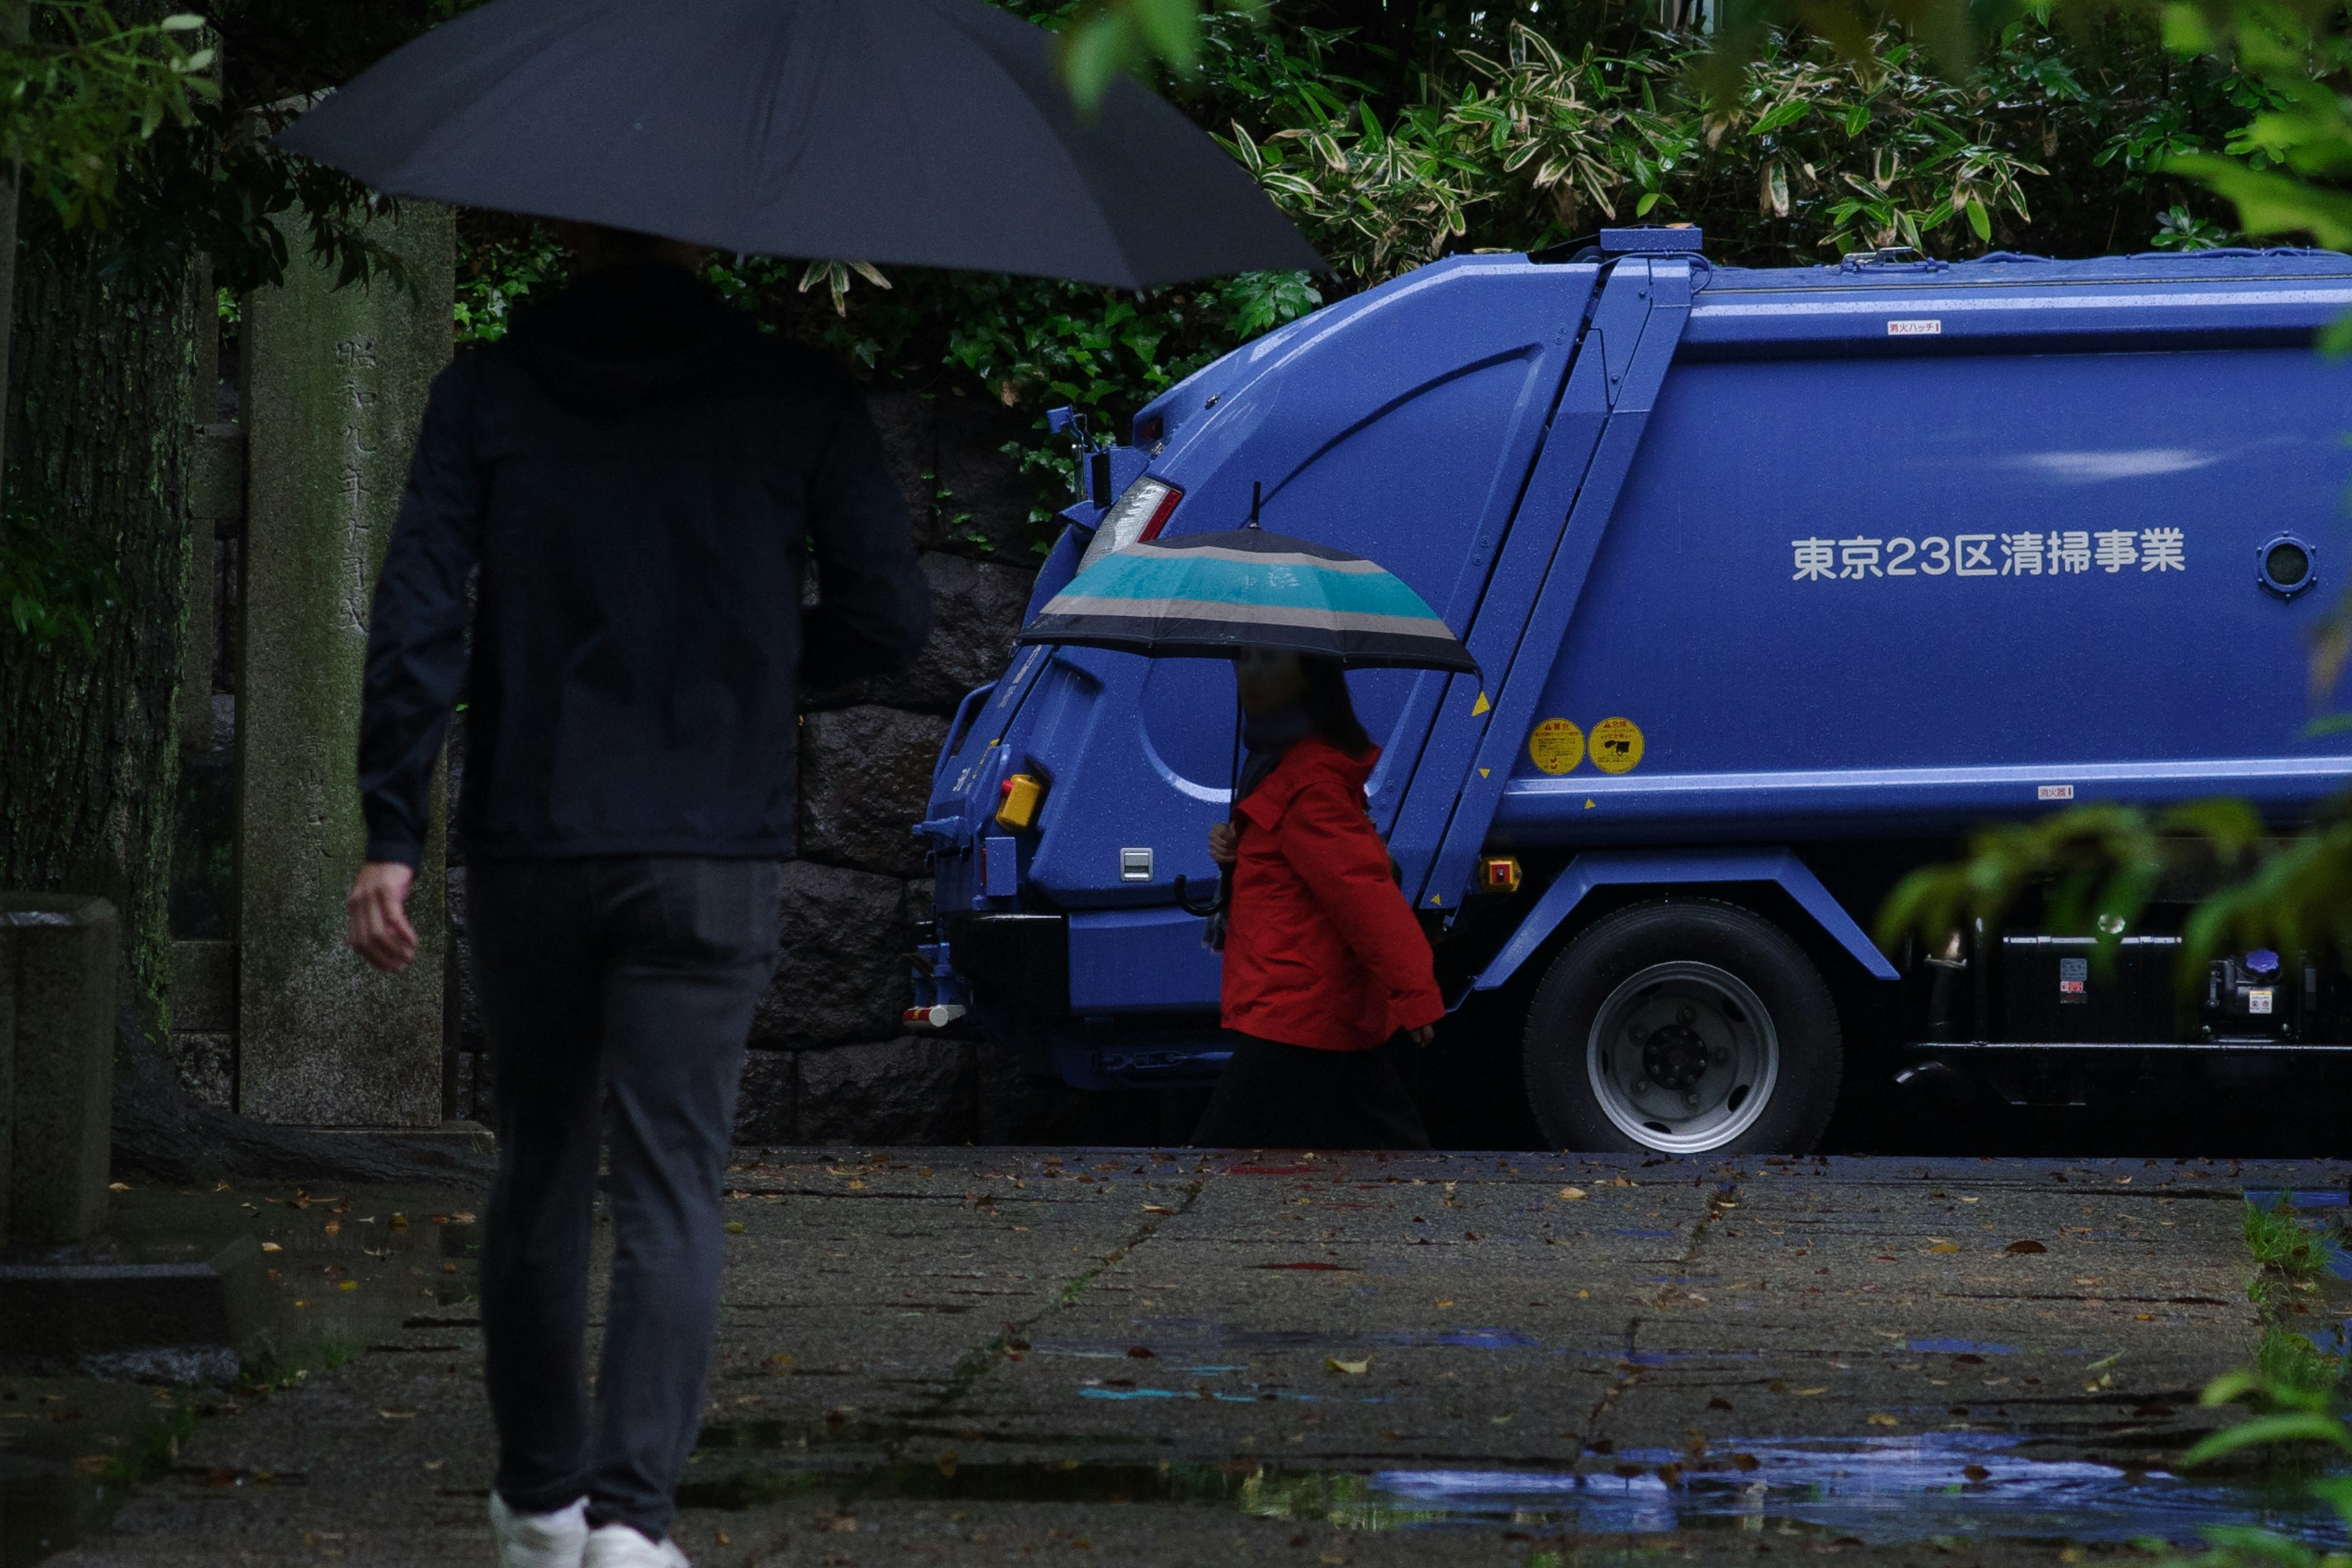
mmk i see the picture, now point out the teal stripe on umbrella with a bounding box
[1016,527,1477,674]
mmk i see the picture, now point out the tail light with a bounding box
[1075,477,1182,574]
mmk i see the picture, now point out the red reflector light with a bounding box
[1137,484,1184,543]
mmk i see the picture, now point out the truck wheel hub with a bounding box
[1642,1027,1709,1090]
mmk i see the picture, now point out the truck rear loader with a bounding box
[910,228,2352,1153]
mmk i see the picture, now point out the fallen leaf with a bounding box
[1868,1413,1899,1427]
[323,1221,340,1236]
[822,1515,858,1533]
[1732,1453,1760,1471]
[936,1449,958,1478]
[72,1456,112,1476]
[1963,1464,1991,1482]
[2134,1313,2154,1321]
[723,1221,746,1235]
[389,1214,409,1233]
[429,1213,450,1226]
[293,1298,312,1308]
[1557,1187,1588,1201]
[379,1410,417,1420]
[1792,1387,1828,1396]
[1143,1205,1175,1215]
[2005,1239,2048,1254]
[423,1460,444,1471]
[1928,1243,1959,1254]
[107,1182,129,1193]
[1708,1397,1734,1412]
[260,1242,282,1253]
[442,1262,458,1275]
[1325,1357,1371,1376]
[1126,1346,1155,1359]
[336,1280,358,1292]
[1960,1196,1978,1203]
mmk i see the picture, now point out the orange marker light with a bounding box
[995,773,1046,831]
[1479,855,1523,894]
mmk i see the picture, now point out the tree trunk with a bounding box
[1,234,195,1023]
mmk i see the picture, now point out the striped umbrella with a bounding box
[1015,527,1477,674]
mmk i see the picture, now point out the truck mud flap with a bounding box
[940,911,1069,1019]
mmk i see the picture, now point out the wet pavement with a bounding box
[18,1153,2352,1566]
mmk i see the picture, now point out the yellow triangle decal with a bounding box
[1585,798,1597,809]
[1471,692,1491,716]
[1428,893,1444,906]
[1479,767,1491,779]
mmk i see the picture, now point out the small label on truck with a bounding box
[1590,717,1646,775]
[1887,318,1942,336]
[2250,988,2275,1015]
[2059,957,2088,1001]
[1528,718,1585,775]
[2038,784,2075,801]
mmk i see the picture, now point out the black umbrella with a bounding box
[277,0,1324,290]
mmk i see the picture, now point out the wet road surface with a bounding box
[31,1152,2352,1566]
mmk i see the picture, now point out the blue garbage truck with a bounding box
[910,227,2352,1153]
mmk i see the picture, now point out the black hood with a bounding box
[503,261,753,415]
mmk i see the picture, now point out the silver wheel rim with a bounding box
[1585,960,1779,1154]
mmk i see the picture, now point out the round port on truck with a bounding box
[1521,900,1843,1155]
[2258,533,2316,598]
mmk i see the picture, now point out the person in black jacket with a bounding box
[345,223,928,1568]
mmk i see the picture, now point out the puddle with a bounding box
[1378,1433,2346,1545]
[678,1433,2350,1547]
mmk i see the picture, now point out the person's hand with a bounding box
[346,861,419,974]
[1208,822,1238,867]
[1409,1025,1434,1047]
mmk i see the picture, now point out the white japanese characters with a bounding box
[1792,528,2187,581]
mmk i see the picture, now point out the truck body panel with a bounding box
[919,240,2352,1109]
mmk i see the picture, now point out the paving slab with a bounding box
[29,1153,2349,1568]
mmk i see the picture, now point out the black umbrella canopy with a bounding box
[277,0,1325,291]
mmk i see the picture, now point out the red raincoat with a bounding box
[1220,736,1446,1052]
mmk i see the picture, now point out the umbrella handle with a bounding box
[1171,874,1224,917]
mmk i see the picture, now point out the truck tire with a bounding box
[1522,900,1842,1156]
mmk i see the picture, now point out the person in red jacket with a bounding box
[1191,647,1447,1148]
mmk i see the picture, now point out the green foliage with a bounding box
[1882,790,2352,1001]
[0,480,122,655]
[0,1,217,230]
[104,1390,199,1485]
[1056,0,1262,110]
[453,219,567,344]
[2247,1193,2325,1278]
[2152,1199,2351,1568]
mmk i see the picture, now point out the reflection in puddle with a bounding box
[1375,1433,2347,1545]
[682,1435,2348,1548]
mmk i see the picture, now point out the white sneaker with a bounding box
[489,1493,589,1568]
[582,1523,691,1568]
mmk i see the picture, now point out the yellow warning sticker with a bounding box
[1590,717,1645,774]
[1527,718,1584,775]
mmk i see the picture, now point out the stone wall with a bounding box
[446,388,1065,1144]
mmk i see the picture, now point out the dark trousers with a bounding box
[1190,1033,1433,1150]
[469,857,781,1540]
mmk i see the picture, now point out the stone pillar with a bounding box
[2,894,119,1245]
[235,207,454,1127]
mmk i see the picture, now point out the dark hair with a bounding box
[1301,657,1373,757]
